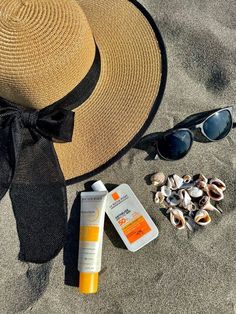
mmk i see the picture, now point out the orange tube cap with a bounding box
[79,272,99,294]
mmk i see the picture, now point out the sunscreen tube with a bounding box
[92,181,159,252]
[78,191,107,294]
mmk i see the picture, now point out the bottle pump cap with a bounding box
[91,180,108,192]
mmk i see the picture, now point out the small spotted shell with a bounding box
[151,172,166,187]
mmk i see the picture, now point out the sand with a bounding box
[0,0,236,313]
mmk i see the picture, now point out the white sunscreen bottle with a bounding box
[92,181,159,252]
[78,191,107,294]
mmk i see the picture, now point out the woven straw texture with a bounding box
[0,0,95,107]
[0,0,162,180]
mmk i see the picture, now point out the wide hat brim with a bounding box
[54,0,167,185]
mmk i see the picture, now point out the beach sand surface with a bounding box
[0,0,236,313]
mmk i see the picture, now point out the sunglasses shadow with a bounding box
[134,132,165,160]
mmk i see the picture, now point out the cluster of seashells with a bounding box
[151,172,226,231]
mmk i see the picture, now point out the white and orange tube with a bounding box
[78,191,107,294]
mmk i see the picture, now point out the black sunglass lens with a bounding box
[157,130,192,160]
[203,109,232,140]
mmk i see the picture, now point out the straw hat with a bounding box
[0,0,167,184]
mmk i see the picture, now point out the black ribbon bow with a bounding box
[0,97,74,263]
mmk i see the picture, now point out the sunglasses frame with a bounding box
[156,106,233,161]
[194,106,233,141]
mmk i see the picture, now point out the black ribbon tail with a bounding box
[9,128,67,263]
[0,100,73,263]
[0,125,14,200]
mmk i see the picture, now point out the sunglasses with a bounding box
[155,107,233,161]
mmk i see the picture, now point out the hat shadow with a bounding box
[63,192,81,287]
[63,181,126,287]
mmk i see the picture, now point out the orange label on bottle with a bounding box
[122,216,151,243]
[112,192,120,201]
[80,226,99,242]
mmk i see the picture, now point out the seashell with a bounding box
[186,202,197,212]
[199,195,221,214]
[198,173,208,183]
[188,187,203,198]
[209,178,226,192]
[172,174,184,189]
[195,180,207,190]
[182,175,192,184]
[151,172,166,187]
[167,177,175,189]
[194,209,211,226]
[207,184,224,201]
[154,192,165,204]
[161,185,171,197]
[202,203,221,214]
[166,192,181,207]
[199,195,209,208]
[169,208,186,230]
[178,189,192,209]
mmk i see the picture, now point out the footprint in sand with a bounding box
[3,262,52,313]
[158,15,233,94]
